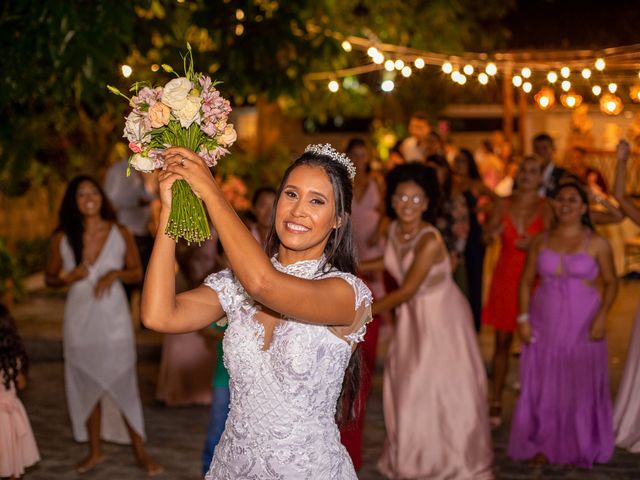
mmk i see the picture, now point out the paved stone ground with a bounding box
[11,279,640,479]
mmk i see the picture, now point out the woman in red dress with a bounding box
[482,155,551,427]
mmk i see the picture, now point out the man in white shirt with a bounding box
[533,133,567,197]
[400,112,431,163]
[104,157,156,279]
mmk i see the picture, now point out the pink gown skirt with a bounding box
[0,386,40,478]
[614,305,640,452]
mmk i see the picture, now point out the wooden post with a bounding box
[518,89,528,155]
[502,64,514,145]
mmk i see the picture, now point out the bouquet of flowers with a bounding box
[108,43,236,244]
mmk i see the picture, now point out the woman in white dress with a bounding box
[45,176,162,475]
[142,144,373,479]
[612,139,640,450]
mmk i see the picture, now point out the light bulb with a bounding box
[561,80,571,92]
[463,64,474,75]
[523,82,532,93]
[512,75,523,87]
[442,62,453,74]
[560,67,570,78]
[394,59,405,70]
[401,66,412,77]
[608,83,617,93]
[341,41,352,52]
[592,85,602,96]
[521,67,532,78]
[328,81,339,92]
[121,65,133,78]
[367,47,379,58]
[381,80,395,92]
[414,58,425,69]
[485,63,497,76]
[595,58,606,71]
[581,68,591,79]
[478,73,489,85]
[547,71,558,83]
[384,60,395,72]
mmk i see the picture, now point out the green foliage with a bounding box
[0,238,21,296]
[0,0,512,193]
[14,237,50,277]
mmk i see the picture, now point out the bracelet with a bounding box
[516,313,530,324]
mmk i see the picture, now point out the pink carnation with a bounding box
[129,141,143,153]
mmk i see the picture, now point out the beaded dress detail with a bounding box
[203,256,372,479]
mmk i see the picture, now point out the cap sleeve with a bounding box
[203,268,242,314]
[323,271,373,346]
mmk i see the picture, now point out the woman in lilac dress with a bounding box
[509,181,618,468]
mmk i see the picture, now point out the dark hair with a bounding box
[251,186,277,208]
[425,154,453,198]
[585,168,608,194]
[410,112,429,122]
[455,148,481,180]
[552,181,594,230]
[264,150,360,426]
[345,137,366,154]
[384,163,440,223]
[56,175,117,266]
[533,132,554,146]
[0,304,28,390]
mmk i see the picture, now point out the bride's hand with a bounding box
[163,147,217,202]
[157,168,181,210]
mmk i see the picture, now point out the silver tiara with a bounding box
[304,143,356,180]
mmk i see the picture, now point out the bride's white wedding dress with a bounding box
[203,256,372,479]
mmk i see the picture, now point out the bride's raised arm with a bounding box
[161,146,364,328]
[141,168,225,334]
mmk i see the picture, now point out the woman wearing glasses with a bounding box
[361,163,493,479]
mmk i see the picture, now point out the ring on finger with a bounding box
[180,158,186,167]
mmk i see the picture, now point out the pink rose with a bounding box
[129,141,143,153]
[148,102,171,128]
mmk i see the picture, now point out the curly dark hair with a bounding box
[384,162,440,223]
[0,304,28,390]
[56,175,117,266]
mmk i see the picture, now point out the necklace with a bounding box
[399,225,422,241]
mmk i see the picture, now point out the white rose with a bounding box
[219,124,237,146]
[161,77,193,111]
[175,95,201,128]
[129,153,156,173]
[123,112,151,144]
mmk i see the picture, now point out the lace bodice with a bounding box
[203,256,372,479]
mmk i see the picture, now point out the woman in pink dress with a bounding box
[612,140,640,451]
[0,305,40,479]
[341,138,386,470]
[362,163,493,479]
[510,181,617,467]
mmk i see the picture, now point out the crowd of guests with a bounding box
[2,113,640,479]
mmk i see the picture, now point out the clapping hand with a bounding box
[94,271,118,298]
[64,263,89,285]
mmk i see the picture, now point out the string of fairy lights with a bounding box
[311,36,640,116]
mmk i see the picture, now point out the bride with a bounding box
[142,144,372,479]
